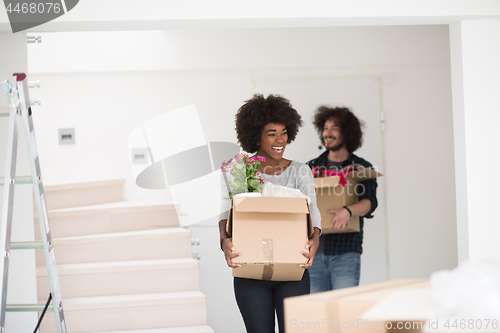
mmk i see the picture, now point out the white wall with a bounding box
[0,34,38,333]
[27,69,252,200]
[450,20,500,262]
[382,63,457,277]
[28,27,450,73]
[25,26,457,332]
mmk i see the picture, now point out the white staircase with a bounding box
[34,179,213,333]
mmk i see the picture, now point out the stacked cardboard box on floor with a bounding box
[226,196,313,281]
[363,287,500,333]
[314,167,382,234]
[284,279,429,333]
[362,288,436,333]
[336,280,431,332]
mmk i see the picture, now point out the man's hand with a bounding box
[326,207,351,229]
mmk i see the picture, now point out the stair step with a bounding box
[40,292,207,333]
[40,178,125,210]
[37,258,199,299]
[93,325,214,333]
[36,228,191,265]
[35,199,180,238]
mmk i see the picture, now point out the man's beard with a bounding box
[323,137,344,152]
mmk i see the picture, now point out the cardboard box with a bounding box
[227,196,313,281]
[314,168,382,234]
[336,280,431,332]
[284,279,426,333]
[364,287,500,332]
[361,287,437,333]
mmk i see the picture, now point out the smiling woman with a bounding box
[257,122,289,175]
[218,94,322,333]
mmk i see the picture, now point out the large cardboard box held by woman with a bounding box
[226,196,313,281]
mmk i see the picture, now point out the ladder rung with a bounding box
[0,176,33,185]
[11,241,44,250]
[6,304,54,312]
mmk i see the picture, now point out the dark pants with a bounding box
[234,270,310,333]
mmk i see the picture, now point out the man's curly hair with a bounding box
[312,106,364,153]
[235,94,303,153]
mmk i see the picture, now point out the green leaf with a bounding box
[252,162,260,173]
[229,178,245,191]
[248,179,261,188]
[252,183,263,192]
[232,167,246,183]
[248,180,262,193]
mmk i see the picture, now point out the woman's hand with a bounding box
[300,227,320,269]
[221,238,241,268]
[326,207,350,229]
[219,219,241,268]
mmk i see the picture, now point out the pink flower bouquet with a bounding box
[221,153,266,198]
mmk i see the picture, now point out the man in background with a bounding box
[306,106,378,292]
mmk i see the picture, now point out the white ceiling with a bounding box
[2,0,500,33]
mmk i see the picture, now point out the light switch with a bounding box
[131,148,149,164]
[59,128,75,144]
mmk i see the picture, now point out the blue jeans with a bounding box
[309,252,361,293]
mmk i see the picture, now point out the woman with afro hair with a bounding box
[218,94,321,333]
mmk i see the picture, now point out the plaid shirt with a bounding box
[306,151,378,255]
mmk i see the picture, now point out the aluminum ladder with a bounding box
[0,73,66,333]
